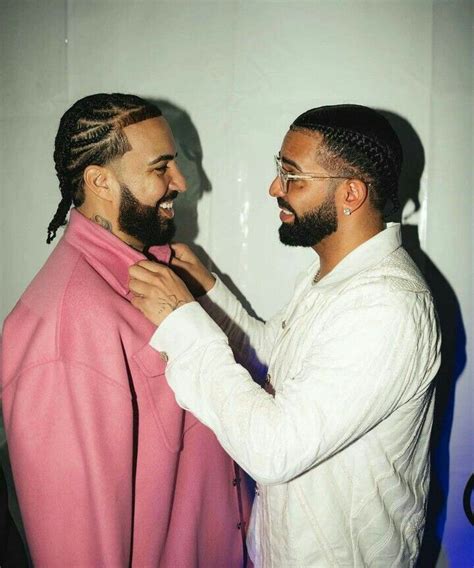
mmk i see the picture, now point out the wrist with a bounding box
[194,272,216,298]
[202,274,216,295]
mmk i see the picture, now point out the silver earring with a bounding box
[343,207,352,216]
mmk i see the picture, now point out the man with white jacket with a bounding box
[129,104,441,567]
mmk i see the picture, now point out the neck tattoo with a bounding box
[92,215,112,232]
[91,214,144,252]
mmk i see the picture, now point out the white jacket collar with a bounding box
[308,223,402,292]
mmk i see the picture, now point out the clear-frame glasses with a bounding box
[274,155,349,194]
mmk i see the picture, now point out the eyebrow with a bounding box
[279,154,303,171]
[148,152,178,166]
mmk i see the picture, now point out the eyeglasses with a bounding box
[274,155,349,194]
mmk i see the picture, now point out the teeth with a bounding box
[281,208,293,215]
[159,201,173,209]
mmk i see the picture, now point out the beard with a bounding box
[278,191,338,247]
[118,184,177,247]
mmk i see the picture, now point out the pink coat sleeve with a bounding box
[3,359,134,567]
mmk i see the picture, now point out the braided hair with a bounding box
[47,93,162,243]
[291,104,403,215]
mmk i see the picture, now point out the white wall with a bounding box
[1,1,472,564]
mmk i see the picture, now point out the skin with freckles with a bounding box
[129,128,384,326]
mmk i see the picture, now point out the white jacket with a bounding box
[151,224,441,567]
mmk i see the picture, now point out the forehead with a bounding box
[122,116,176,161]
[280,129,325,168]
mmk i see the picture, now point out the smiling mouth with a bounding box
[158,200,175,219]
[279,205,295,222]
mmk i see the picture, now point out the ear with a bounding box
[83,165,116,202]
[341,179,369,214]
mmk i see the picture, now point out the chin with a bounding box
[145,222,176,247]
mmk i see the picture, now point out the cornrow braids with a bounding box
[291,105,403,217]
[47,93,162,243]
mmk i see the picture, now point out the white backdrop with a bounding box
[1,1,472,565]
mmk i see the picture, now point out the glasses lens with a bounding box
[275,157,287,193]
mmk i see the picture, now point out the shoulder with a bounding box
[375,246,431,294]
[3,238,124,357]
[2,241,84,378]
[14,239,83,315]
[318,249,435,333]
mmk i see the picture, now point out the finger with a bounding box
[170,243,189,259]
[130,291,145,298]
[129,263,168,282]
[128,278,156,296]
[136,259,168,273]
[169,256,189,270]
[130,295,145,311]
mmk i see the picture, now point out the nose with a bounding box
[269,175,284,198]
[168,162,187,193]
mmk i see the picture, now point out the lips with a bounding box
[277,198,296,222]
[157,190,179,219]
[158,200,175,219]
[279,209,295,223]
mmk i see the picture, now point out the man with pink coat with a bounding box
[1,93,251,567]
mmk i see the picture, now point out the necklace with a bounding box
[312,269,322,284]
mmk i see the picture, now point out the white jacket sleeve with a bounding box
[151,287,440,486]
[197,275,284,374]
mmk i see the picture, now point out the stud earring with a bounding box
[343,207,352,216]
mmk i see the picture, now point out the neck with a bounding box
[77,205,145,252]
[313,216,384,278]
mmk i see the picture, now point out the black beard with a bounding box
[118,184,177,247]
[278,192,338,247]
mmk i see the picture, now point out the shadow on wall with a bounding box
[151,100,265,503]
[381,111,468,568]
[152,99,212,244]
[152,99,263,323]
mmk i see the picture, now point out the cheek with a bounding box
[287,190,318,216]
[150,175,168,199]
[137,174,168,206]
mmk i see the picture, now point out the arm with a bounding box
[168,243,284,367]
[130,250,301,372]
[0,410,31,564]
[2,361,134,567]
[197,275,284,373]
[0,336,30,562]
[150,289,440,485]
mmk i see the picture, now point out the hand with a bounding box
[128,260,194,327]
[170,243,216,297]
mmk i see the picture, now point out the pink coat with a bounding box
[1,209,251,567]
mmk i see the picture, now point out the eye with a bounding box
[154,164,168,175]
[282,165,297,177]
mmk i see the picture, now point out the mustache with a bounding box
[277,197,297,215]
